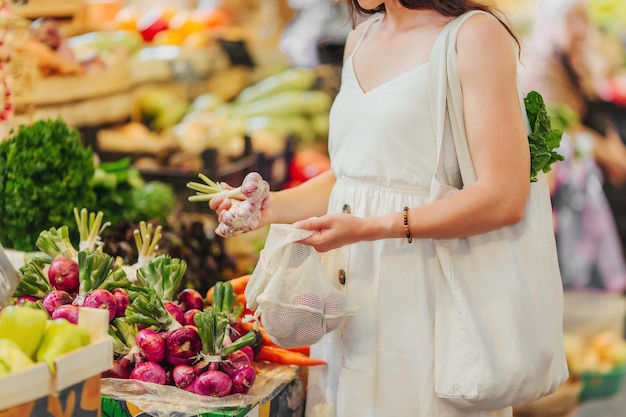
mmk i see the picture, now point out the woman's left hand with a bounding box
[294,213,365,252]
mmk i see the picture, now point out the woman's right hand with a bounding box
[208,182,234,220]
[208,182,274,236]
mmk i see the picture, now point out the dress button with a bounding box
[338,269,346,285]
[342,204,351,214]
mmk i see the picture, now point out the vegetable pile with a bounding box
[0,119,96,251]
[524,91,565,182]
[0,208,325,404]
[0,304,91,375]
[105,280,261,397]
[0,119,178,252]
[5,207,326,401]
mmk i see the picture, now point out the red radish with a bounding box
[136,329,167,363]
[51,304,79,324]
[104,356,134,379]
[229,321,245,340]
[172,364,196,390]
[17,295,39,305]
[193,369,232,397]
[166,326,202,363]
[82,289,117,322]
[178,289,204,312]
[184,309,201,326]
[230,365,256,394]
[239,346,254,363]
[130,361,167,385]
[42,290,73,316]
[164,301,185,325]
[166,352,194,366]
[47,257,79,294]
[111,288,130,317]
[220,349,251,377]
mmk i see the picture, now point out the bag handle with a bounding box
[428,11,532,195]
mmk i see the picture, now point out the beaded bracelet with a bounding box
[403,206,413,243]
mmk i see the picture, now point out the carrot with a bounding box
[256,345,327,367]
[235,293,247,308]
[287,345,311,356]
[206,275,251,304]
[230,274,251,294]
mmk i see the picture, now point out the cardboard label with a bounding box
[0,243,20,308]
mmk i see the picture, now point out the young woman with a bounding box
[212,1,545,416]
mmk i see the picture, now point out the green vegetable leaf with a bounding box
[77,250,118,296]
[135,254,187,301]
[14,260,53,299]
[524,91,565,182]
[125,290,179,331]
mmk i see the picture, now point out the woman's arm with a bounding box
[297,13,531,250]
[262,169,336,225]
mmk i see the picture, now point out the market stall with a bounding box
[1,1,626,417]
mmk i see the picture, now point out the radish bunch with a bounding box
[186,172,270,237]
[15,250,130,324]
[107,284,258,398]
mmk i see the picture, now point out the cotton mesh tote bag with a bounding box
[426,11,569,411]
[245,224,356,348]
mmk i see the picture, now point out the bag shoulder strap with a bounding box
[428,10,528,189]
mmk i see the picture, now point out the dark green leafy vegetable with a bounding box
[0,119,96,251]
[91,157,177,226]
[524,91,565,182]
[129,181,177,224]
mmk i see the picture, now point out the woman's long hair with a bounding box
[343,0,519,45]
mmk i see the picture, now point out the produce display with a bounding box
[114,5,230,47]
[97,66,332,176]
[0,304,91,375]
[173,66,332,158]
[0,118,178,252]
[0,119,96,251]
[17,17,140,79]
[564,331,626,375]
[1,205,324,412]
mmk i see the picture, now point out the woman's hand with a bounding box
[208,182,274,235]
[294,214,369,252]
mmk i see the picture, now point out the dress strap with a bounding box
[346,15,381,61]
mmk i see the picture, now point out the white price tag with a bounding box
[0,242,20,307]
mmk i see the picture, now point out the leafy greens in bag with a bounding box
[525,91,565,182]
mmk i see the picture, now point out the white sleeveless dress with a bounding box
[304,15,513,417]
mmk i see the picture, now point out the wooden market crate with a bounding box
[10,0,85,36]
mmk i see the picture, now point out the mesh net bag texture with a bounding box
[245,224,356,348]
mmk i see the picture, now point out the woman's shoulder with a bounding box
[456,11,513,46]
[455,11,518,66]
[343,15,380,62]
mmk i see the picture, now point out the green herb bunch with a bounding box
[0,119,96,251]
[524,91,565,182]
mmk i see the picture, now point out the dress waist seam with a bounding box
[335,177,431,196]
